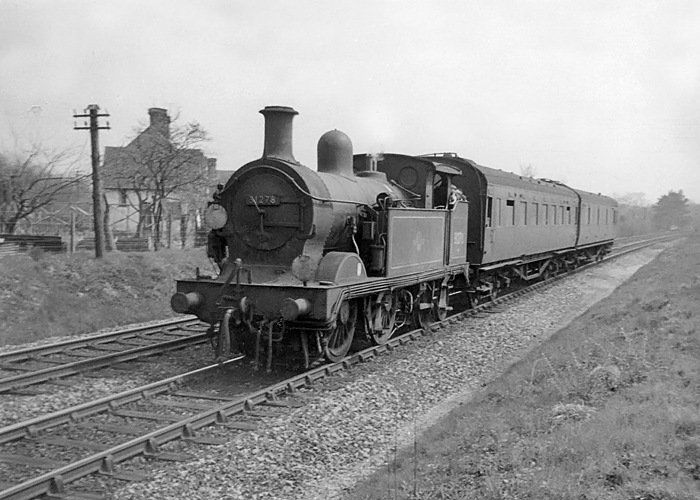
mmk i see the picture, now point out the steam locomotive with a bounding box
[171,106,617,368]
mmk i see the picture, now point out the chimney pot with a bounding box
[259,106,299,162]
[148,108,170,137]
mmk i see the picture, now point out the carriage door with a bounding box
[484,196,494,258]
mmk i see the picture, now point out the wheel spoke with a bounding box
[324,300,357,362]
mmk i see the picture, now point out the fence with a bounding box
[2,203,208,255]
[0,234,65,257]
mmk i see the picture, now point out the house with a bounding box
[102,108,218,247]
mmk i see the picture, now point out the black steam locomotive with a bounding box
[171,106,617,368]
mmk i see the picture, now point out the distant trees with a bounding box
[613,192,652,237]
[615,192,649,208]
[0,143,85,234]
[519,163,537,178]
[688,203,700,231]
[103,109,213,249]
[652,190,690,230]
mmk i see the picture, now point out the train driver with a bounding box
[448,184,467,210]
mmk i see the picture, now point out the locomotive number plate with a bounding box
[246,194,280,206]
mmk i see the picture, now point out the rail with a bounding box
[0,318,206,394]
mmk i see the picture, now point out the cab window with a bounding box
[433,173,448,208]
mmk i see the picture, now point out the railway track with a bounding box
[0,233,683,499]
[611,232,681,253]
[0,232,671,398]
[0,319,208,395]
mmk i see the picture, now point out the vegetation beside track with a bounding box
[348,235,700,500]
[0,249,211,347]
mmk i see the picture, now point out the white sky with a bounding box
[1,0,699,203]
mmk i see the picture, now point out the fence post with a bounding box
[70,212,77,253]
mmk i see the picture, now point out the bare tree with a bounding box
[0,143,86,234]
[519,163,537,178]
[102,192,117,251]
[614,192,650,207]
[103,110,213,249]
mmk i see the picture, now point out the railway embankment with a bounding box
[346,234,700,499]
[0,249,211,347]
[93,240,680,499]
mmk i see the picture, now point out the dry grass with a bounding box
[0,249,212,346]
[347,235,700,500]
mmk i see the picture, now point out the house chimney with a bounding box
[259,106,298,162]
[148,108,170,137]
[207,158,217,175]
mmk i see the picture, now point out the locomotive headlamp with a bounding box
[204,203,227,229]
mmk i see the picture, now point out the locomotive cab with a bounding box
[358,156,468,277]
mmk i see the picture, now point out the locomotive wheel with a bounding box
[414,285,437,329]
[370,292,398,345]
[469,293,480,309]
[435,286,450,321]
[324,300,357,362]
[541,268,552,281]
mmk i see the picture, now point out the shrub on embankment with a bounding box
[349,234,700,500]
[0,249,212,347]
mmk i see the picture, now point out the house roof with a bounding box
[102,109,216,190]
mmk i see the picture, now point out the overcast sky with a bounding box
[1,0,699,203]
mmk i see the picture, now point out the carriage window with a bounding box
[561,206,565,225]
[605,209,609,225]
[567,206,571,224]
[486,196,493,227]
[597,207,600,225]
[553,206,557,225]
[496,198,503,226]
[520,201,527,225]
[505,199,515,226]
[587,206,591,224]
[544,204,549,225]
[613,209,618,224]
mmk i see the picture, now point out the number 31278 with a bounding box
[246,195,279,206]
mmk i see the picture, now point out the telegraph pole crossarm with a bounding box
[73,104,110,258]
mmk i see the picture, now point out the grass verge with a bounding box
[0,249,212,347]
[347,235,700,500]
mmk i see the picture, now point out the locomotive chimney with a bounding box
[317,129,353,177]
[260,106,298,162]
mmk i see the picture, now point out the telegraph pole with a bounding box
[74,105,110,258]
